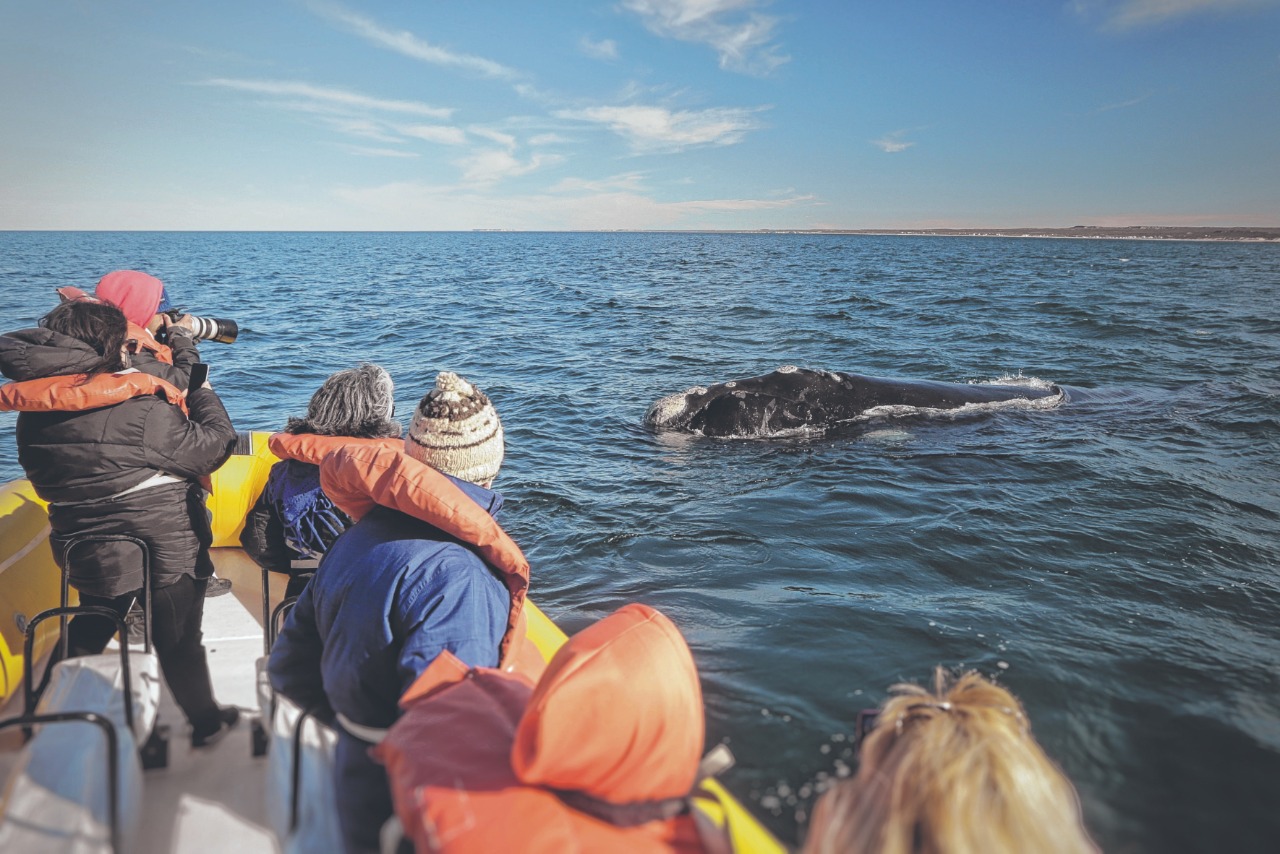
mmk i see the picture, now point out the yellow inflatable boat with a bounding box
[0,432,782,853]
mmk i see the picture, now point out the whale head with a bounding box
[643,386,710,431]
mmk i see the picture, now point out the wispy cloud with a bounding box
[621,0,789,75]
[345,146,419,158]
[310,1,519,79]
[530,133,571,146]
[456,150,561,184]
[332,182,817,230]
[580,36,620,60]
[549,173,649,193]
[1073,0,1277,31]
[872,131,915,153]
[1095,93,1153,112]
[469,128,517,150]
[667,193,816,213]
[204,78,453,119]
[399,124,468,145]
[325,117,403,143]
[555,104,766,152]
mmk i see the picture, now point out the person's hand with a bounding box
[154,312,197,335]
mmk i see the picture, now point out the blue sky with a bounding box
[1,0,1277,230]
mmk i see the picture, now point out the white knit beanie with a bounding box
[405,372,504,485]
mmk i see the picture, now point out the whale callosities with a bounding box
[644,366,1063,438]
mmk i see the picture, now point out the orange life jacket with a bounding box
[317,441,541,677]
[0,370,188,416]
[375,604,709,854]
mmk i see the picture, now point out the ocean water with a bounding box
[2,231,1278,852]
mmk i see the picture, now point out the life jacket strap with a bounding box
[335,712,389,744]
[551,743,738,829]
[551,788,690,828]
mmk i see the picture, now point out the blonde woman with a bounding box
[804,669,1097,854]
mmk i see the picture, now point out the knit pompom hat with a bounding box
[405,372,504,485]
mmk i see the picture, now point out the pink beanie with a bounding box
[95,270,166,327]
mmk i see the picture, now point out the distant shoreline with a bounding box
[741,226,1280,242]
[3,227,1277,242]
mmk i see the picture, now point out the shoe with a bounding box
[206,576,233,597]
[124,606,146,645]
[191,706,240,749]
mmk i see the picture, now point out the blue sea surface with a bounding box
[2,231,1278,852]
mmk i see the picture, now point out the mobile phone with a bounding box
[187,363,209,393]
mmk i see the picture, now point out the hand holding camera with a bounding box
[158,309,238,345]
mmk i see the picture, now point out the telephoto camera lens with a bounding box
[188,316,238,344]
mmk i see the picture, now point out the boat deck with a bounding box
[1,548,287,854]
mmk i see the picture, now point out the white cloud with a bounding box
[456,150,561,184]
[469,128,518,150]
[331,181,817,230]
[310,2,519,79]
[549,173,649,193]
[621,0,789,75]
[1095,93,1152,112]
[204,78,453,119]
[345,146,419,158]
[1073,0,1277,30]
[324,117,402,143]
[400,124,468,145]
[530,133,571,146]
[580,36,620,60]
[555,104,765,152]
[872,131,915,153]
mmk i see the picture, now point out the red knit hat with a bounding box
[95,270,167,327]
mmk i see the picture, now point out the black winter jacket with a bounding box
[0,326,236,595]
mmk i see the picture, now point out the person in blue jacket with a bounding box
[268,371,512,854]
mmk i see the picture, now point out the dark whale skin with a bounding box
[645,367,1062,438]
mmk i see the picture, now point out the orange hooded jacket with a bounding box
[375,603,710,853]
[315,440,541,676]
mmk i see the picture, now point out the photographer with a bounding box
[0,299,240,747]
[78,270,234,598]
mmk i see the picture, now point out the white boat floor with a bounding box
[139,548,285,854]
[1,548,288,854]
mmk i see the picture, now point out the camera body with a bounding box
[162,309,238,344]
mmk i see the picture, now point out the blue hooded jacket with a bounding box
[267,474,510,729]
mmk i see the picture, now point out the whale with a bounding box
[644,366,1064,438]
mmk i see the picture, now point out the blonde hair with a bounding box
[804,669,1096,854]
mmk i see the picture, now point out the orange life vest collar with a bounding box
[318,443,532,671]
[267,432,403,466]
[0,370,188,415]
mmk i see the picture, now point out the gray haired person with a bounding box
[241,364,401,597]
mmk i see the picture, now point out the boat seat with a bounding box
[0,609,159,853]
[256,657,343,854]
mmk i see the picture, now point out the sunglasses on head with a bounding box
[854,707,880,749]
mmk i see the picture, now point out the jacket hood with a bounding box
[512,603,704,803]
[0,327,103,382]
[96,270,165,327]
